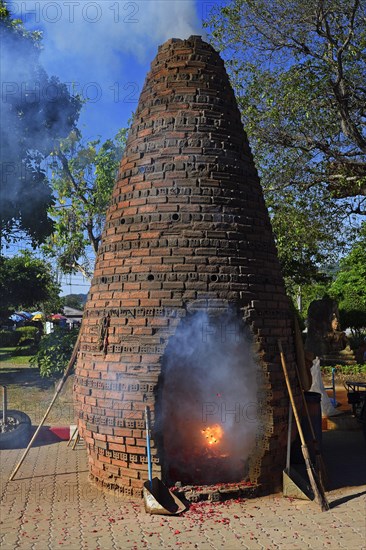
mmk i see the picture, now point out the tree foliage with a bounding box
[0,251,61,314]
[30,327,79,377]
[0,1,81,247]
[44,128,127,279]
[206,0,366,215]
[270,187,346,288]
[329,222,366,331]
[205,0,366,296]
[62,294,86,311]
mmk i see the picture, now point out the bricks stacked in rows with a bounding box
[74,35,299,497]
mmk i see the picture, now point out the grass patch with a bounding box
[0,344,75,425]
[0,361,75,425]
[321,364,366,386]
[321,364,366,376]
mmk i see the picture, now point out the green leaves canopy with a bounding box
[30,327,79,377]
[44,129,127,279]
[0,251,61,314]
[329,222,366,331]
[206,0,365,208]
[205,0,366,294]
[270,187,345,287]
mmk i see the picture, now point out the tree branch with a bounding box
[55,149,91,208]
[331,79,366,153]
[85,217,100,255]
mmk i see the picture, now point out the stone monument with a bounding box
[305,298,356,365]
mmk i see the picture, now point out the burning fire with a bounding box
[201,424,223,446]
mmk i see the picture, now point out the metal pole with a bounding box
[286,402,292,471]
[2,385,7,425]
[331,367,336,407]
[145,406,153,490]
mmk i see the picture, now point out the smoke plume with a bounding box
[157,310,261,485]
[2,1,202,242]
[9,1,202,135]
[0,14,80,244]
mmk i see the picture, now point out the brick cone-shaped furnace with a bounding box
[74,36,299,498]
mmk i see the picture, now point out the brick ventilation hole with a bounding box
[74,36,300,498]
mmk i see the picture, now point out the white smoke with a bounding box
[10,1,202,90]
[0,14,80,239]
[2,0,202,240]
[157,310,261,485]
[46,1,200,61]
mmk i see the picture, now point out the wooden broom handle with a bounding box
[293,360,317,442]
[9,331,82,481]
[278,340,306,447]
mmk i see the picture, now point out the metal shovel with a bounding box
[279,340,329,511]
[283,403,312,500]
[143,406,186,515]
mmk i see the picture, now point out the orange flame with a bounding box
[201,424,223,446]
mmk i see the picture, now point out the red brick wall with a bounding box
[74,36,299,497]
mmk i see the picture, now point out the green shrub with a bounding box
[321,364,366,376]
[0,329,20,347]
[30,327,79,377]
[16,326,40,346]
[16,345,37,356]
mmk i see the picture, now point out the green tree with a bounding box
[206,1,366,213]
[0,1,81,247]
[269,187,345,301]
[329,222,366,334]
[299,281,333,323]
[62,293,86,310]
[0,251,61,315]
[30,326,79,377]
[205,0,366,299]
[44,128,127,279]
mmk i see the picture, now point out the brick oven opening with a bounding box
[155,310,261,486]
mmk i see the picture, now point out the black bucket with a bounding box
[291,392,322,464]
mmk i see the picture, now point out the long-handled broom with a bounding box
[278,340,329,511]
[283,402,312,500]
[293,360,328,490]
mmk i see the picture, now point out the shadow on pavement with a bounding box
[0,367,55,389]
[323,429,366,490]
[7,426,68,450]
[31,426,69,447]
[330,489,366,508]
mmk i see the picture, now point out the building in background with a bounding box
[63,306,83,328]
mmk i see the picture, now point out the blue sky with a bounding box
[10,0,211,140]
[8,0,218,295]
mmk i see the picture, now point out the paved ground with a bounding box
[1,429,365,550]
